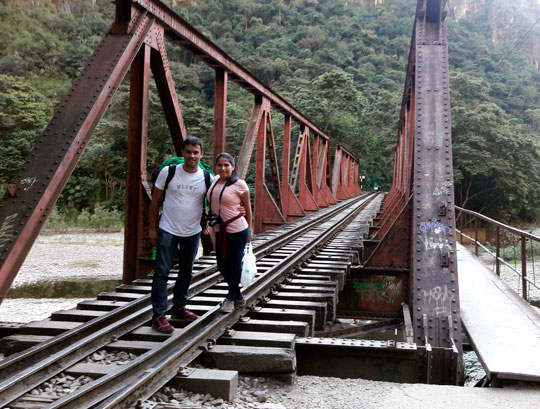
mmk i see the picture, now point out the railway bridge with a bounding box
[0,0,539,407]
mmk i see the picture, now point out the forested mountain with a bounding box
[1,0,539,222]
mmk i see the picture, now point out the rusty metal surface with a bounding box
[337,272,408,317]
[296,337,419,382]
[124,44,152,284]
[315,318,401,338]
[212,68,228,166]
[411,0,461,352]
[331,145,360,200]
[150,24,187,156]
[363,198,411,269]
[253,99,286,233]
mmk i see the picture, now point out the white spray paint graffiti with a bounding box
[421,285,455,316]
[433,181,453,197]
[419,218,451,251]
[20,177,38,191]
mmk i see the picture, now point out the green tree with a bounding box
[0,74,50,188]
[451,71,540,220]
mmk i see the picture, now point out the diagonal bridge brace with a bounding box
[0,12,155,304]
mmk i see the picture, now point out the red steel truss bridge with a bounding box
[0,0,467,395]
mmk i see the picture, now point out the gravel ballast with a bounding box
[1,232,540,408]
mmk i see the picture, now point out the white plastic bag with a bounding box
[240,243,257,287]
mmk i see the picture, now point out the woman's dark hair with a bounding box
[215,152,239,186]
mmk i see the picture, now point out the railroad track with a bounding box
[0,193,382,409]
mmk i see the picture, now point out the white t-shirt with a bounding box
[154,165,207,237]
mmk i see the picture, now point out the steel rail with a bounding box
[0,194,370,407]
[47,195,374,409]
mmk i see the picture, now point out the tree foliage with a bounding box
[0,0,539,222]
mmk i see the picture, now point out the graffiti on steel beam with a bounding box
[432,181,452,197]
[420,284,456,316]
[0,213,19,250]
[419,218,451,251]
[20,177,38,192]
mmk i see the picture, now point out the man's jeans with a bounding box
[151,229,200,317]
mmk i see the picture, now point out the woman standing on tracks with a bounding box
[207,152,253,313]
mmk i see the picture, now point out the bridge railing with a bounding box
[456,206,540,302]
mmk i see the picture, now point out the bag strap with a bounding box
[221,212,243,226]
[160,164,177,202]
[208,179,227,217]
[163,164,176,191]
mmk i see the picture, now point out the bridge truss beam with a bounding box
[349,0,462,384]
[0,0,362,302]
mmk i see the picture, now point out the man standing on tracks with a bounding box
[149,137,210,334]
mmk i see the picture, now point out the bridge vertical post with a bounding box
[212,68,228,169]
[320,140,337,204]
[281,115,291,217]
[123,44,151,284]
[474,217,478,256]
[521,237,528,300]
[410,0,462,383]
[297,129,319,212]
[495,226,500,276]
[310,134,329,208]
[237,96,263,180]
[253,101,267,234]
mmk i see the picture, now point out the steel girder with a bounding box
[351,0,461,384]
[0,0,362,299]
[411,0,462,360]
[332,145,362,200]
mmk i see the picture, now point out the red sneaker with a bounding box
[152,315,174,334]
[170,306,198,321]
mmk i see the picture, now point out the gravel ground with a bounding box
[0,232,124,322]
[10,232,124,286]
[475,247,540,307]
[145,374,540,409]
[2,233,540,408]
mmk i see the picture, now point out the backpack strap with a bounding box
[163,164,177,192]
[160,164,177,203]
